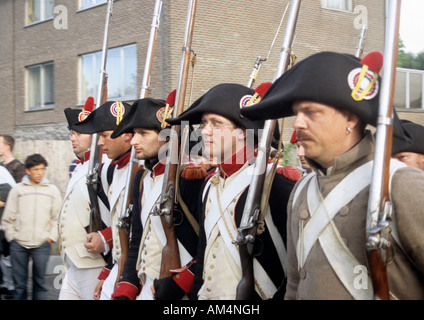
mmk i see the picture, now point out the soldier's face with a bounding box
[131,128,165,161]
[393,152,424,171]
[293,101,356,169]
[69,130,92,159]
[98,130,131,160]
[200,113,245,164]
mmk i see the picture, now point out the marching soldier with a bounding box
[110,93,204,300]
[392,120,424,170]
[153,83,297,300]
[58,98,112,300]
[240,51,424,299]
[73,100,133,300]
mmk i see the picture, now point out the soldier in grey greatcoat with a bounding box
[241,51,424,300]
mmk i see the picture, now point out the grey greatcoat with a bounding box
[285,132,424,300]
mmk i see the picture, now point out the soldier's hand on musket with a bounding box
[93,279,104,300]
[151,276,185,300]
[85,232,105,253]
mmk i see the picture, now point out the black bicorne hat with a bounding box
[111,97,169,138]
[72,100,132,134]
[240,51,410,141]
[392,120,424,155]
[166,83,261,128]
[64,97,94,131]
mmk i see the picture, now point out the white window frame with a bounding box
[78,44,138,105]
[321,0,353,13]
[26,0,55,25]
[26,62,55,111]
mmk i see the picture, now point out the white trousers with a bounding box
[136,276,154,300]
[100,263,118,300]
[58,256,103,300]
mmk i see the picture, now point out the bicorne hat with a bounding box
[64,96,94,131]
[240,51,410,140]
[73,100,132,134]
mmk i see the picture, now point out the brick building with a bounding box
[1,0,416,192]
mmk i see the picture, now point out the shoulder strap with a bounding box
[176,164,200,235]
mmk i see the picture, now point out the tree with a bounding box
[397,38,424,70]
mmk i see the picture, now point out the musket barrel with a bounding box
[355,24,368,58]
[139,0,163,99]
[157,0,198,279]
[236,0,301,300]
[366,0,401,239]
[365,0,401,300]
[119,0,163,221]
[273,0,301,81]
[87,0,114,233]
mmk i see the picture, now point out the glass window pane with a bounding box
[322,0,352,11]
[106,48,121,98]
[80,44,137,104]
[28,0,41,24]
[44,63,54,105]
[80,0,107,10]
[28,66,41,108]
[123,45,137,97]
[45,0,55,20]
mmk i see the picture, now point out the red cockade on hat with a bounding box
[158,89,176,129]
[290,129,297,144]
[349,51,383,101]
[241,81,272,113]
[79,96,94,122]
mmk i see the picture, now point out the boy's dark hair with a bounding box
[24,153,48,169]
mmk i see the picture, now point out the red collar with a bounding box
[76,150,91,164]
[110,150,131,169]
[151,161,166,177]
[218,146,256,178]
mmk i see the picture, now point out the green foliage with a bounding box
[281,143,298,167]
[397,38,424,70]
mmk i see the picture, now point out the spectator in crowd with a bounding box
[1,154,62,300]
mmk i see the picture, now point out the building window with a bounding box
[321,0,353,12]
[26,0,54,25]
[27,62,55,110]
[79,44,137,105]
[79,0,107,10]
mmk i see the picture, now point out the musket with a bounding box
[150,0,197,279]
[355,23,368,58]
[86,0,114,234]
[115,0,163,287]
[365,0,401,300]
[234,0,301,300]
[246,3,289,88]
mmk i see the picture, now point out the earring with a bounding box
[346,127,352,134]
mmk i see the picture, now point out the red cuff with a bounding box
[173,268,194,294]
[98,267,111,280]
[100,227,113,250]
[112,282,141,300]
